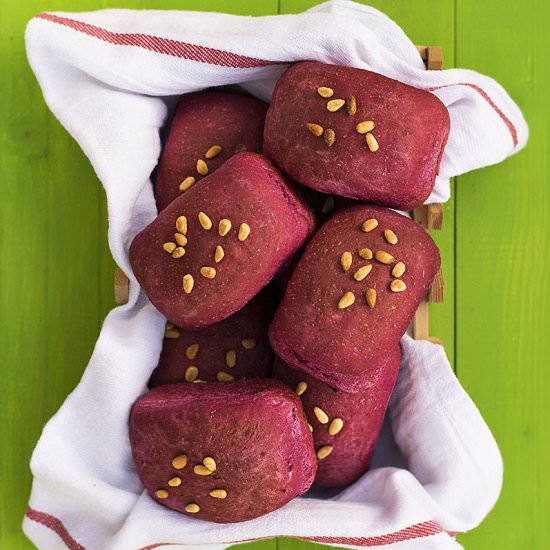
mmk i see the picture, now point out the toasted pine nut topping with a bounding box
[163,242,177,253]
[313,406,329,424]
[340,251,353,272]
[225,349,237,368]
[205,145,222,159]
[317,445,334,460]
[356,120,375,134]
[218,218,232,237]
[392,262,406,278]
[238,223,251,241]
[209,489,228,499]
[353,264,373,281]
[384,229,398,245]
[168,476,182,487]
[216,371,235,382]
[328,418,344,436]
[366,132,379,152]
[366,288,377,309]
[306,123,324,137]
[172,247,185,259]
[295,381,308,396]
[374,250,394,264]
[185,366,199,382]
[241,338,257,349]
[196,159,208,176]
[171,455,188,470]
[361,218,378,233]
[182,274,194,294]
[390,279,407,292]
[214,245,224,263]
[198,211,213,230]
[176,216,188,235]
[179,176,196,192]
[327,99,345,112]
[338,291,355,309]
[317,86,334,98]
[358,247,373,260]
[200,266,216,279]
[185,503,200,513]
[155,489,169,499]
[175,233,188,246]
[185,344,199,360]
[203,457,217,471]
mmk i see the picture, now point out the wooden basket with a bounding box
[114,45,446,344]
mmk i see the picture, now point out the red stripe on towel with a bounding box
[26,507,86,550]
[35,12,279,69]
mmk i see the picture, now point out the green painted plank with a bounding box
[455,0,549,548]
[0,2,277,550]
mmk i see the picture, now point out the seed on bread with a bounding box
[196,159,208,176]
[366,288,377,309]
[176,216,188,235]
[200,266,216,279]
[218,218,232,237]
[340,251,353,272]
[193,464,213,476]
[174,233,188,246]
[295,381,308,396]
[390,279,407,292]
[203,457,217,471]
[317,445,333,460]
[361,218,378,233]
[167,476,182,487]
[155,489,169,499]
[209,489,228,499]
[306,123,324,137]
[327,99,346,112]
[214,245,224,263]
[163,242,177,254]
[392,262,406,278]
[225,349,237,368]
[205,145,222,159]
[356,120,375,134]
[198,211,213,230]
[182,274,194,294]
[374,250,394,264]
[384,229,398,245]
[216,371,235,382]
[317,86,334,98]
[323,128,336,146]
[171,454,188,470]
[358,247,373,260]
[238,223,251,241]
[346,95,357,115]
[338,291,355,309]
[353,264,373,281]
[185,366,199,382]
[313,406,329,424]
[366,132,379,152]
[241,338,256,349]
[185,343,200,360]
[328,418,344,436]
[185,503,200,513]
[179,176,196,192]
[172,247,185,259]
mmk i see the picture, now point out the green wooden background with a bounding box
[0,0,547,549]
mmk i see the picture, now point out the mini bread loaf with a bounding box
[130,152,315,329]
[155,91,268,211]
[150,290,275,386]
[273,347,400,487]
[269,205,440,392]
[264,62,450,210]
[129,379,317,523]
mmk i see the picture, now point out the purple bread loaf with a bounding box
[150,290,275,386]
[273,347,400,487]
[129,379,316,523]
[269,205,440,392]
[264,62,450,210]
[155,91,267,211]
[130,152,315,329]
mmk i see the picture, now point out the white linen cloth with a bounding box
[23,1,521,548]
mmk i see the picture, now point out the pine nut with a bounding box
[356,120,375,134]
[172,247,185,259]
[327,99,345,112]
[155,489,169,499]
[176,216,188,235]
[384,229,398,245]
[328,418,344,436]
[179,176,196,192]
[308,423,314,432]
[241,338,256,349]
[171,455,188,469]
[166,322,174,330]
[338,291,355,309]
[317,445,333,460]
[196,159,208,176]
[174,233,188,246]
[295,381,307,396]
[209,489,227,499]
[163,242,176,254]
[185,343,200,360]
[321,196,334,214]
[346,95,357,115]
[306,123,324,137]
[392,262,406,278]
[168,476,182,487]
[353,264,373,281]
[183,274,194,294]
[205,145,222,159]
[164,328,180,339]
[198,211,212,230]
[366,132,379,152]
[193,379,207,384]
[200,266,216,279]
[361,218,378,233]
[317,86,334,98]
[313,406,329,424]
[214,245,224,263]
[218,218,232,237]
[366,288,377,309]
[185,366,199,382]
[375,250,394,264]
[323,128,336,146]
[238,223,251,241]
[216,371,235,382]
[390,279,407,292]
[185,503,200,513]
[340,251,352,272]
[225,349,237,368]
[203,457,217,471]
[193,465,213,476]
[358,247,373,260]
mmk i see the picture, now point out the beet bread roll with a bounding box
[273,348,400,487]
[269,205,440,392]
[264,62,450,210]
[130,379,317,523]
[151,290,275,386]
[130,152,315,329]
[155,91,267,211]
